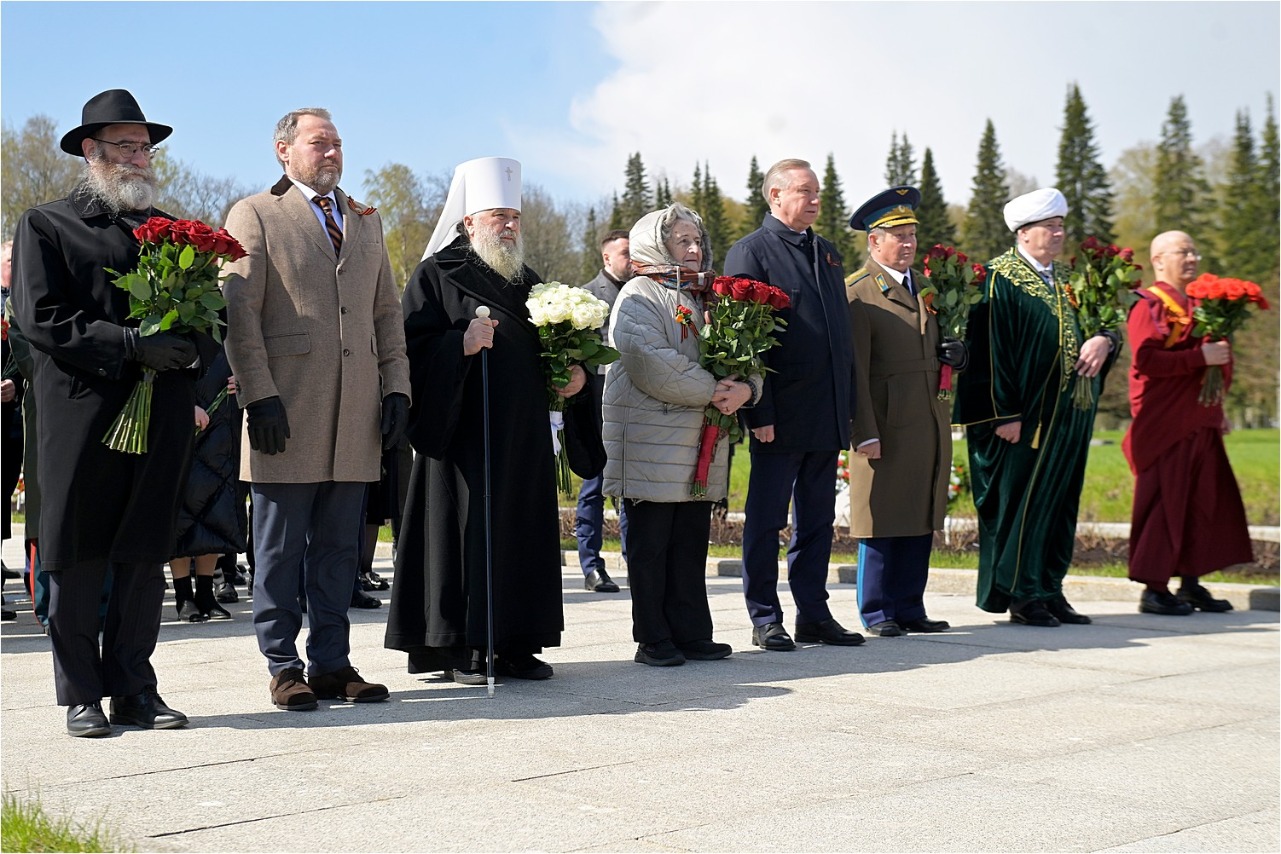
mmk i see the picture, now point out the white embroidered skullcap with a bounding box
[1003,187,1068,231]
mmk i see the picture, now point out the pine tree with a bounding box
[1256,95,1279,279]
[607,192,624,232]
[580,206,601,282]
[915,147,956,253]
[1055,83,1114,245]
[818,153,858,268]
[619,153,651,230]
[962,120,1011,261]
[742,155,769,237]
[691,162,705,215]
[884,131,917,186]
[700,165,730,267]
[655,177,673,208]
[1219,110,1264,280]
[1153,96,1215,252]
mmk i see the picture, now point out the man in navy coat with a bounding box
[723,159,863,651]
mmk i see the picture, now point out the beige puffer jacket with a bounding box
[602,276,726,502]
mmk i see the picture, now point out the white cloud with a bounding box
[512,1,1279,217]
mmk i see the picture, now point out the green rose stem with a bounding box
[103,368,155,453]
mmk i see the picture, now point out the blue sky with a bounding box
[3,1,1279,216]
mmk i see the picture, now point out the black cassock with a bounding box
[385,238,602,672]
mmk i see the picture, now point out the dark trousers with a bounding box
[48,560,161,706]
[624,499,714,645]
[575,473,628,574]
[856,533,933,627]
[741,450,838,626]
[251,481,363,677]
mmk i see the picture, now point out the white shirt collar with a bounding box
[1017,246,1053,275]
[291,178,337,209]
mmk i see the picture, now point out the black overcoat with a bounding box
[12,188,195,570]
[384,238,600,669]
[723,216,855,454]
[172,344,246,559]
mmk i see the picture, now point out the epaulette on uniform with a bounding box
[845,267,870,288]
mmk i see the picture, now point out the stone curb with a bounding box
[558,550,1279,613]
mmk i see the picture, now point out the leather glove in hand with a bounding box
[937,339,970,371]
[123,328,197,372]
[380,392,410,450]
[246,396,290,455]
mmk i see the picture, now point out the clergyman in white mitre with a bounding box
[423,156,524,281]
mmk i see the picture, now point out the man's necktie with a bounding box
[314,196,343,256]
[903,272,915,297]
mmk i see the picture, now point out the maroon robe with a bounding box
[1122,282,1253,585]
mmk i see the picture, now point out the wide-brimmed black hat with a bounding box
[59,89,172,156]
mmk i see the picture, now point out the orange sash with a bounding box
[1145,286,1191,349]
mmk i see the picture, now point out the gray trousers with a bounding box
[251,482,363,677]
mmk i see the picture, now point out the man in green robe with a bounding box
[953,188,1118,627]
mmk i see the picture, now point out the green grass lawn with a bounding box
[563,428,1278,526]
[1,794,130,853]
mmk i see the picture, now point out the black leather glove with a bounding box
[246,396,290,455]
[937,338,970,371]
[122,328,197,372]
[380,392,409,450]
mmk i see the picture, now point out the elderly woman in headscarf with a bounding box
[603,203,760,667]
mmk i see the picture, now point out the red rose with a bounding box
[748,281,774,305]
[943,245,956,258]
[168,220,197,245]
[1104,244,1120,258]
[955,251,968,265]
[1082,236,1100,251]
[923,264,933,279]
[1225,280,1246,300]
[134,216,173,244]
[766,287,791,310]
[971,263,987,283]
[1119,247,1134,262]
[215,229,248,261]
[185,220,218,253]
[711,276,734,297]
[729,278,753,300]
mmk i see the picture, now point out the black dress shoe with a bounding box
[1046,594,1092,624]
[676,639,732,661]
[1009,601,1060,627]
[109,690,188,730]
[900,617,950,633]
[751,622,796,651]
[866,620,905,637]
[584,569,619,593]
[351,589,382,609]
[635,641,686,667]
[795,618,865,646]
[1178,583,1233,613]
[176,600,207,623]
[214,582,239,604]
[1140,589,1194,616]
[66,702,111,738]
[496,653,553,680]
[1,609,15,622]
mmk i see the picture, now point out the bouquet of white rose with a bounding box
[526,282,620,495]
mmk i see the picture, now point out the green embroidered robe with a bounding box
[953,248,1114,612]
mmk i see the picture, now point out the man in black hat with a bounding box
[845,187,961,637]
[13,89,197,737]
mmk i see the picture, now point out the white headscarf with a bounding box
[422,156,522,259]
[1003,187,1069,231]
[628,203,714,274]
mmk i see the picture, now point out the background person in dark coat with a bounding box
[722,158,862,653]
[13,89,197,737]
[575,228,631,594]
[385,157,597,684]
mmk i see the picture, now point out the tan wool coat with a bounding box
[223,179,410,483]
[845,258,951,537]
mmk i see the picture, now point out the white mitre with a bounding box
[1003,187,1068,231]
[423,156,523,259]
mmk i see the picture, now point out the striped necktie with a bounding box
[314,196,343,256]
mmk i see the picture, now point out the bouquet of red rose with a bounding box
[1184,273,1270,406]
[1065,236,1143,410]
[103,217,246,454]
[690,276,790,496]
[919,244,987,399]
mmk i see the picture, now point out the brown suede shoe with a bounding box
[308,666,389,703]
[270,667,318,711]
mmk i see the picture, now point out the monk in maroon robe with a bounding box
[1123,231,1252,616]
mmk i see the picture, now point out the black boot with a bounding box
[173,575,206,622]
[194,574,231,620]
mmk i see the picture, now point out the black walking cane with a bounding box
[476,306,497,699]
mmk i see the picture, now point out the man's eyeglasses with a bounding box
[91,138,161,159]
[1157,249,1201,260]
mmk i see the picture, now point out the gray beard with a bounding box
[82,158,156,216]
[469,229,525,282]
